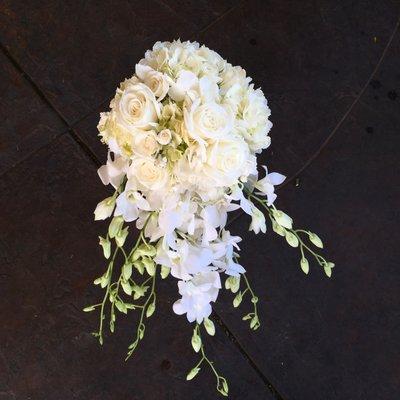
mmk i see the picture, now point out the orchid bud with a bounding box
[108,216,123,238]
[94,196,115,221]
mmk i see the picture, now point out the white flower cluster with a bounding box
[94,40,285,324]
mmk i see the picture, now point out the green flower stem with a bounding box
[292,231,326,265]
[190,324,229,396]
[243,274,259,319]
[97,246,119,344]
[110,246,131,323]
[247,191,331,274]
[125,272,156,361]
[127,213,152,259]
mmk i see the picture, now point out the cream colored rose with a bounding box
[156,129,172,145]
[135,64,169,100]
[113,81,160,130]
[133,130,159,156]
[203,136,251,187]
[129,158,168,191]
[184,100,233,142]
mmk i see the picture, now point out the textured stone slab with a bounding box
[0,51,65,175]
[0,0,196,124]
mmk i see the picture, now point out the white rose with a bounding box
[184,99,234,142]
[203,136,251,187]
[135,64,169,100]
[156,129,172,145]
[129,158,168,191]
[113,81,160,130]
[132,130,159,156]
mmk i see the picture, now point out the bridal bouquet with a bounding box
[85,40,333,396]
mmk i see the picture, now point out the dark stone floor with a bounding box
[0,1,399,399]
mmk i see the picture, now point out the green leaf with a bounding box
[186,367,200,381]
[309,232,323,248]
[108,216,124,239]
[98,236,111,259]
[121,280,132,296]
[233,292,243,308]
[160,265,170,279]
[203,318,215,336]
[300,257,309,274]
[285,231,299,247]
[146,301,155,318]
[83,306,96,312]
[191,330,202,353]
[122,262,133,281]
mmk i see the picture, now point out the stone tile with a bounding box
[0,51,65,175]
[0,0,196,124]
[161,0,242,30]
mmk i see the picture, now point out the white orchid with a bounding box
[173,271,221,323]
[114,188,151,223]
[254,166,286,205]
[97,153,128,189]
[249,206,266,234]
[94,196,116,220]
[155,238,215,281]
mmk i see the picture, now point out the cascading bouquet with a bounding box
[84,40,333,396]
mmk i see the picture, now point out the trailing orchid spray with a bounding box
[85,40,333,396]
